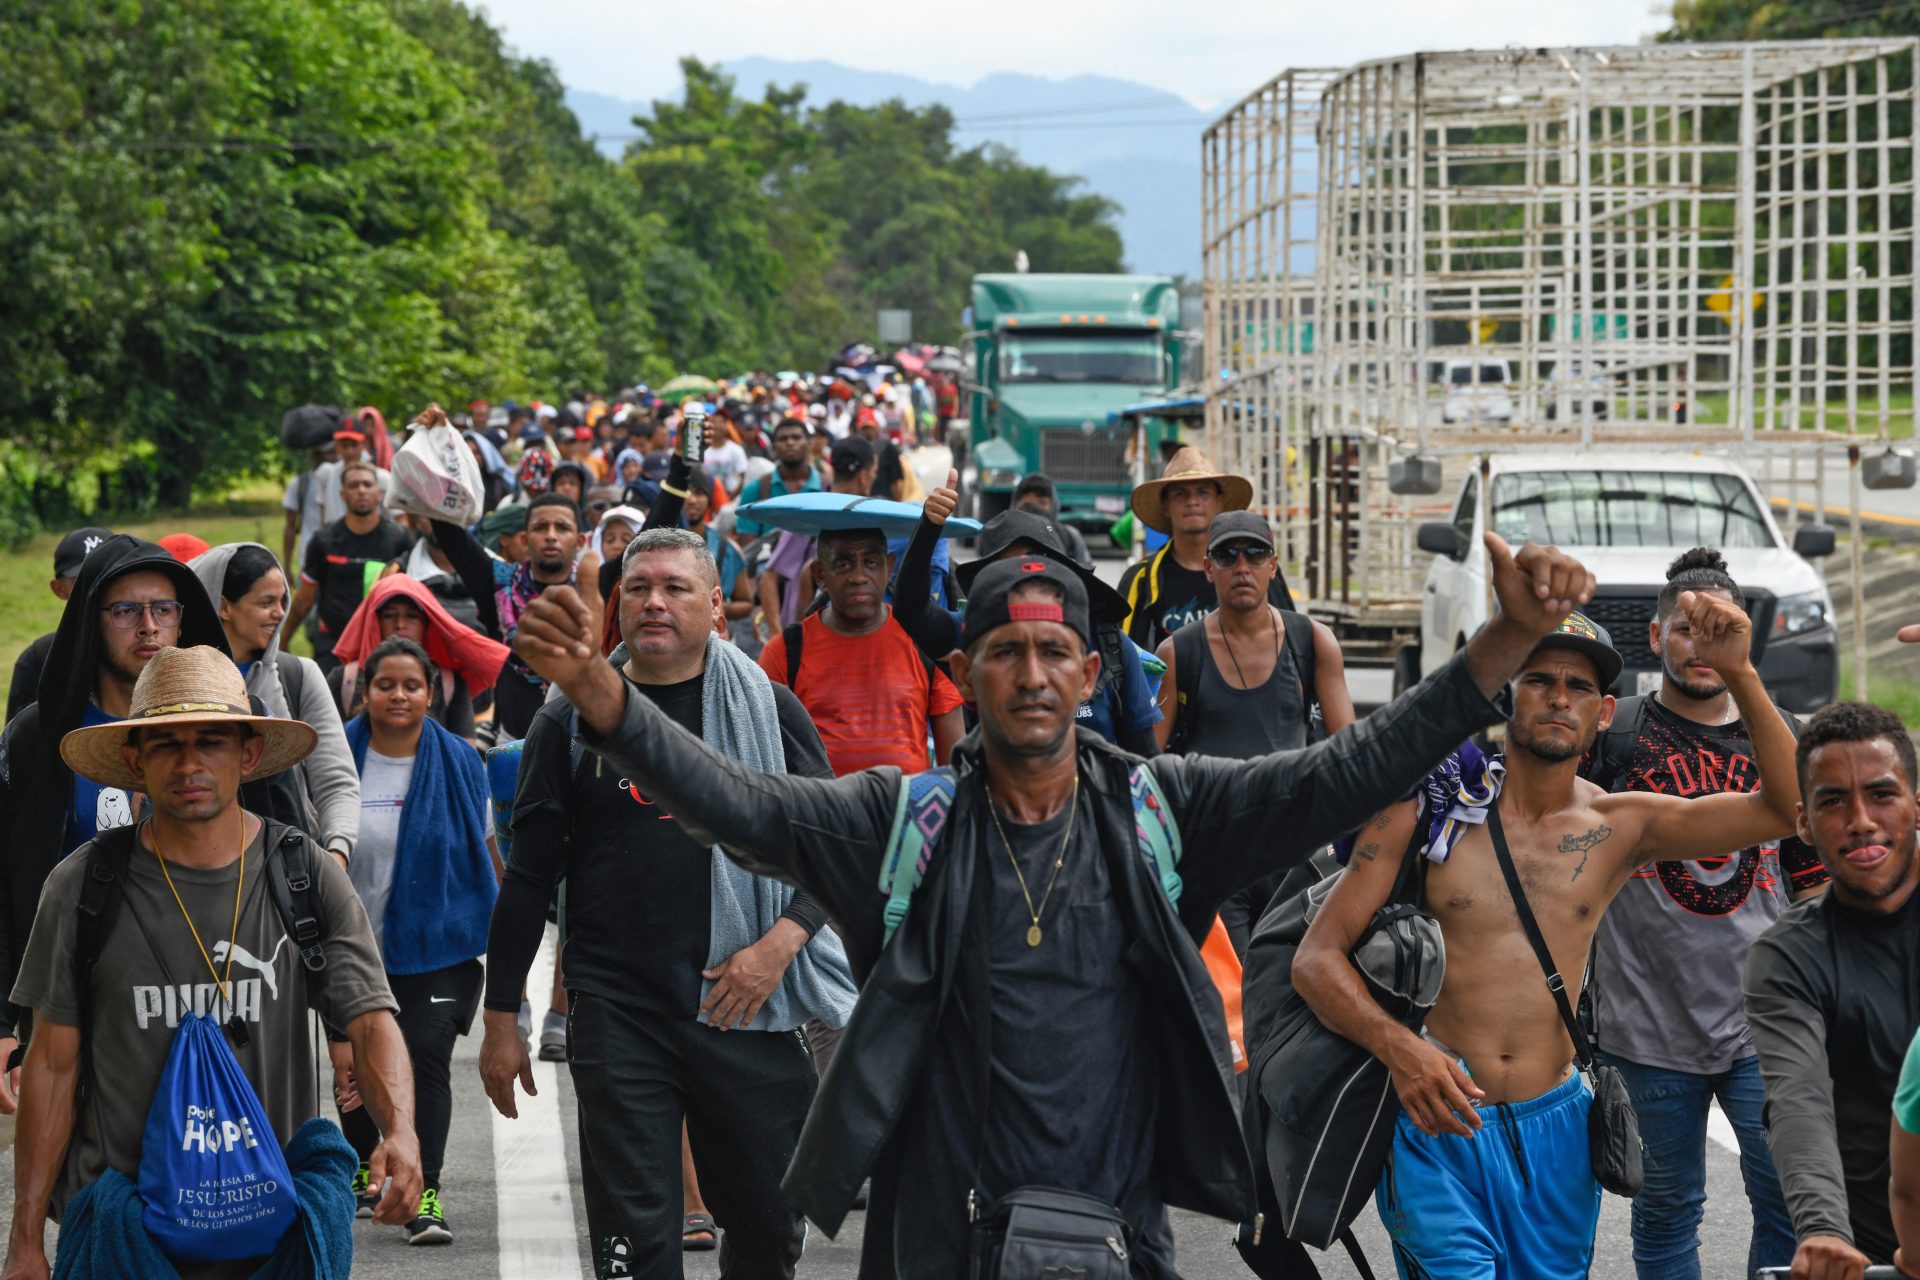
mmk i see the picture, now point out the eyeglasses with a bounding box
[101,600,184,629]
[1208,544,1274,567]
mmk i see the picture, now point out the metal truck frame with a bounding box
[1203,40,1918,692]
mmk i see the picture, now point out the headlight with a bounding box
[1774,591,1830,636]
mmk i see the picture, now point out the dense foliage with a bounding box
[1665,0,1920,41]
[0,0,1121,510]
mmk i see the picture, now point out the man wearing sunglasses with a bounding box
[1153,512,1356,956]
[0,534,235,1116]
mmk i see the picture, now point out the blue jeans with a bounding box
[1603,1053,1796,1280]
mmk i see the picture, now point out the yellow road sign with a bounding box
[1707,275,1765,316]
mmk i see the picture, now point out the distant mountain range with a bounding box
[565,59,1215,278]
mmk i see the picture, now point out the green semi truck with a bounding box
[965,273,1183,530]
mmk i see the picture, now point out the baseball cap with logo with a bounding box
[1528,610,1624,690]
[54,527,114,580]
[960,557,1095,653]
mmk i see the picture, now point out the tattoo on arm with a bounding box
[1560,824,1614,882]
[1353,840,1382,863]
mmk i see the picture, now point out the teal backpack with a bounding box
[877,763,1183,945]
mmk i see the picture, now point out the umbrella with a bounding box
[927,350,964,375]
[891,347,929,375]
[657,374,718,405]
[735,492,983,539]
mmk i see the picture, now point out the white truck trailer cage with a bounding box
[1204,41,1918,688]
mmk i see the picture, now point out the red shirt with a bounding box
[760,613,963,776]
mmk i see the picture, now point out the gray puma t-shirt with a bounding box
[11,817,395,1217]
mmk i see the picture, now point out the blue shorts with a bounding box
[1375,1069,1602,1280]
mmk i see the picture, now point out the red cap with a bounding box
[332,428,367,443]
[156,533,210,563]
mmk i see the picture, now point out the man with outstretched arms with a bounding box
[506,534,1594,1278]
[1294,594,1801,1280]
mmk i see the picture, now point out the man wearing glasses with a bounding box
[0,535,235,1115]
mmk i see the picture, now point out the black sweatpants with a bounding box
[568,991,815,1280]
[340,959,483,1190]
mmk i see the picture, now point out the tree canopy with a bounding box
[0,1,1122,509]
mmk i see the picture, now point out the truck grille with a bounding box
[1040,430,1131,486]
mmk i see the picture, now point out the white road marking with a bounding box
[1707,1101,1740,1155]
[494,925,585,1280]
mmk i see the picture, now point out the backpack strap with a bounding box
[262,822,328,973]
[1280,609,1317,713]
[1165,621,1207,755]
[783,622,804,689]
[1095,620,1126,698]
[878,767,957,946]
[68,824,141,1113]
[278,652,307,716]
[1128,762,1184,906]
[1585,693,1649,793]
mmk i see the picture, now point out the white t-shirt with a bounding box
[352,748,415,955]
[703,442,750,494]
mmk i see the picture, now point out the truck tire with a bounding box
[1392,644,1422,697]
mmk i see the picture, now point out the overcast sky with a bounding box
[475,0,1673,109]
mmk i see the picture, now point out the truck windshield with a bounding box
[1490,470,1774,548]
[999,332,1162,384]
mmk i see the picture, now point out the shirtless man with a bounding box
[1295,595,1801,1279]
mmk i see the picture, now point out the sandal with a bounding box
[683,1213,718,1252]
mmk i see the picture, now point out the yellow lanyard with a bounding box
[147,818,246,1013]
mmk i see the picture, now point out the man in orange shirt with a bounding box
[758,527,964,775]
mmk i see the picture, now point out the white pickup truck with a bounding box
[1407,452,1839,712]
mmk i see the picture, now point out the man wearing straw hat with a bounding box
[4,646,419,1277]
[1118,446,1295,652]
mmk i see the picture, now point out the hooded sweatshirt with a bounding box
[189,543,361,860]
[0,537,232,1035]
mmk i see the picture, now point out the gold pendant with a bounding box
[1026,924,1043,947]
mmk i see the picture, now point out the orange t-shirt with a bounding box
[759,613,963,776]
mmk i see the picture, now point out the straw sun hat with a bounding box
[61,646,318,792]
[1129,447,1254,534]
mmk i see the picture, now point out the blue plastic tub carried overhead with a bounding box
[734,491,984,539]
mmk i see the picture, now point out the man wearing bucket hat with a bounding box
[508,525,1600,1278]
[5,646,419,1276]
[1118,447,1294,652]
[1291,594,1802,1280]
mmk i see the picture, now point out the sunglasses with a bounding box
[1208,544,1274,567]
[102,600,184,629]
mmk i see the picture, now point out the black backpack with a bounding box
[1166,609,1321,755]
[66,820,330,1112]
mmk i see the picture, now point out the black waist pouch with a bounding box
[968,1186,1131,1280]
[1586,1063,1645,1197]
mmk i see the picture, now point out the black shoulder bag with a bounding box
[1486,802,1644,1198]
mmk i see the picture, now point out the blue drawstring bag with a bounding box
[136,1013,300,1262]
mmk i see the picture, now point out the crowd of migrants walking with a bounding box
[3,356,1920,1280]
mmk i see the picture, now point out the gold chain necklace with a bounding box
[148,816,246,1014]
[984,774,1079,947]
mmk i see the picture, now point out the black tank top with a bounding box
[1174,617,1307,757]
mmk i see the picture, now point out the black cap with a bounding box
[55,527,114,579]
[956,509,1129,624]
[830,435,874,479]
[683,465,715,498]
[1528,610,1624,689]
[960,558,1095,653]
[1206,510,1276,553]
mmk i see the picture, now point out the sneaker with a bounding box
[538,1010,568,1062]
[350,1163,377,1219]
[517,999,532,1042]
[407,1188,452,1246]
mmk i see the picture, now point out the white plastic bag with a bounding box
[392,421,484,526]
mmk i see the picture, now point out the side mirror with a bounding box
[1864,449,1917,491]
[1791,524,1836,559]
[1389,455,1444,495]
[1417,522,1464,559]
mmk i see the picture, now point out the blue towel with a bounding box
[345,714,497,975]
[54,1117,357,1279]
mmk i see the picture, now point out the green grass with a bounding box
[1839,666,1920,728]
[1690,389,1914,438]
[0,484,295,681]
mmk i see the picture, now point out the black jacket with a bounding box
[0,536,235,1036]
[571,647,1507,1272]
